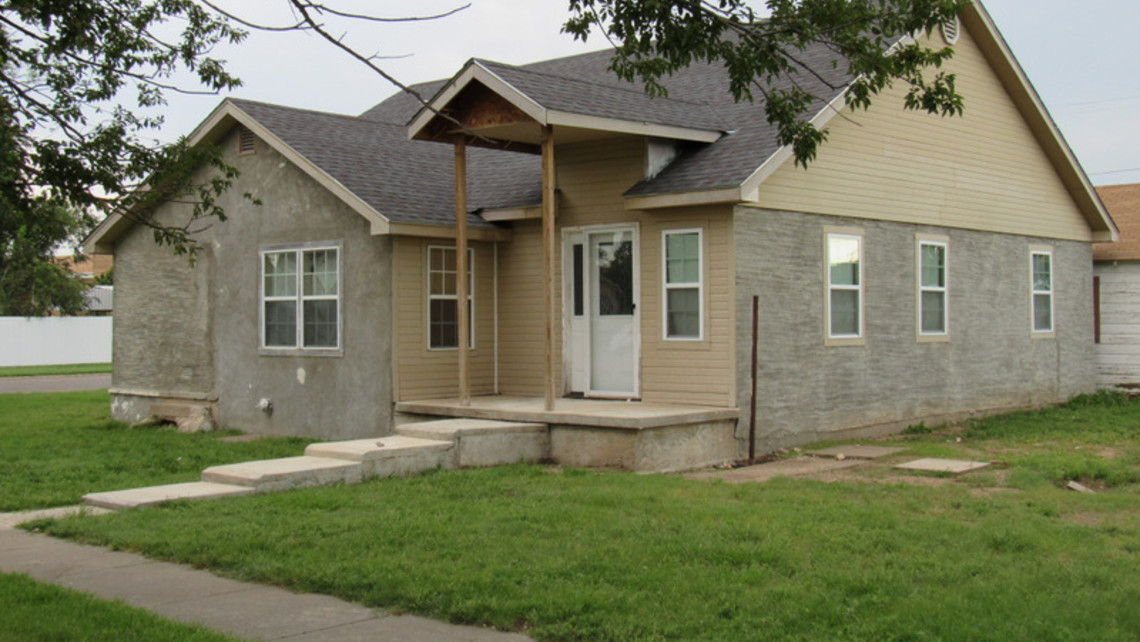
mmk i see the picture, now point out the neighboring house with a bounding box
[1093,183,1140,389]
[86,1,1115,470]
[85,285,114,316]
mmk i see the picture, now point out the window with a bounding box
[917,238,948,337]
[428,246,474,349]
[663,229,702,339]
[1031,248,1054,334]
[826,231,863,342]
[261,245,340,351]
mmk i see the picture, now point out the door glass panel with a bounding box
[595,238,633,316]
[573,244,584,317]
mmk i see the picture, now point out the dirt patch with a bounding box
[1095,447,1119,460]
[1062,512,1106,527]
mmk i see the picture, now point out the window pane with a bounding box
[829,237,860,286]
[264,300,297,347]
[921,244,945,287]
[430,299,458,348]
[830,289,859,336]
[1033,254,1051,291]
[921,291,946,333]
[666,233,700,284]
[303,249,338,296]
[303,300,338,347]
[264,252,296,297]
[667,288,700,338]
[1034,293,1052,332]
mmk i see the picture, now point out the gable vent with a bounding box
[941,16,960,45]
[238,127,257,155]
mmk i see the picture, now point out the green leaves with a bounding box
[0,0,249,259]
[564,0,970,166]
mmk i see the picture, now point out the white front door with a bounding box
[565,226,639,398]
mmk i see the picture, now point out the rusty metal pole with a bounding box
[749,295,759,462]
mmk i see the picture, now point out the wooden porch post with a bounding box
[455,139,470,406]
[541,125,556,411]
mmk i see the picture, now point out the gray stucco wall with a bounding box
[111,126,394,439]
[734,207,1096,453]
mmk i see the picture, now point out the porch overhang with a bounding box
[407,60,723,150]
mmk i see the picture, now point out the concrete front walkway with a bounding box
[0,510,530,642]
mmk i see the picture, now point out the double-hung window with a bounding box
[917,238,948,337]
[826,230,863,343]
[1031,248,1054,334]
[428,246,474,349]
[663,229,702,339]
[261,245,341,351]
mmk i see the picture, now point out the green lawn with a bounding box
[0,572,244,641]
[0,363,113,377]
[0,390,311,511]
[32,393,1140,642]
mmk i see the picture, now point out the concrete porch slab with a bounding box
[396,395,738,430]
[894,458,992,474]
[202,456,363,492]
[809,445,907,460]
[83,482,254,510]
[397,419,551,468]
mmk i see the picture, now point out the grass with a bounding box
[0,390,312,511]
[0,362,112,377]
[18,390,1140,640]
[0,572,244,641]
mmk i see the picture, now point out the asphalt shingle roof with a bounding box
[228,40,855,226]
[1095,184,1140,261]
[232,98,540,228]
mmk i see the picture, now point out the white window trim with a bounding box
[1030,246,1055,338]
[258,241,343,356]
[427,245,475,351]
[916,235,949,342]
[824,227,865,347]
[662,228,704,341]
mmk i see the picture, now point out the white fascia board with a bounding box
[624,186,742,210]
[480,205,542,222]
[547,111,722,144]
[407,61,548,139]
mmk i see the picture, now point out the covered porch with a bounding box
[395,395,739,472]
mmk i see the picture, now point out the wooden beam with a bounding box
[541,125,556,411]
[455,140,470,406]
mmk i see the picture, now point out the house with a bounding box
[1093,183,1140,389]
[86,1,1115,471]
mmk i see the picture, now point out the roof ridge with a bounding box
[227,97,375,125]
[474,58,721,109]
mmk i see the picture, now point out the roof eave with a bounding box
[85,100,394,252]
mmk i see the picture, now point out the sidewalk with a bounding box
[0,373,111,393]
[0,509,530,642]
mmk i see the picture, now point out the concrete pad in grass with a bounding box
[895,458,992,474]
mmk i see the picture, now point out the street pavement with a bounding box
[0,373,111,393]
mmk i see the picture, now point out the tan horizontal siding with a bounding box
[753,24,1092,242]
[497,221,549,396]
[394,237,496,400]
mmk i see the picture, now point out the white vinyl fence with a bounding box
[0,317,113,367]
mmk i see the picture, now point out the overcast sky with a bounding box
[153,0,1140,187]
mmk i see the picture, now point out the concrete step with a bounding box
[396,418,549,467]
[305,435,454,478]
[202,456,363,493]
[84,482,255,510]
